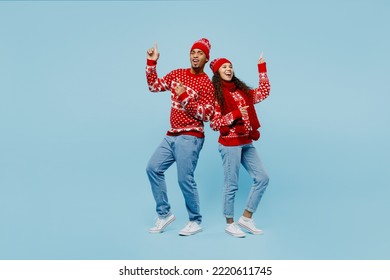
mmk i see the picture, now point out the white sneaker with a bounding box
[238,216,263,235]
[178,221,202,236]
[148,214,175,233]
[225,223,246,238]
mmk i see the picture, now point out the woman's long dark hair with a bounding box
[212,72,253,109]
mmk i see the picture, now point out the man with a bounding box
[145,38,214,236]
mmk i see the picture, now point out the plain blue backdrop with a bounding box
[1,0,389,260]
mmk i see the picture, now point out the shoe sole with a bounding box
[238,222,263,235]
[178,228,202,236]
[148,216,176,233]
[225,230,246,238]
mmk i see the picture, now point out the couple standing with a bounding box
[145,38,271,238]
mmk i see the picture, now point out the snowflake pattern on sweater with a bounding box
[210,64,270,146]
[146,60,214,136]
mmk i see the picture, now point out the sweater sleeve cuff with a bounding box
[258,62,267,73]
[177,92,190,102]
[147,59,157,66]
[232,109,242,120]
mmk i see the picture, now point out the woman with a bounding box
[210,54,271,238]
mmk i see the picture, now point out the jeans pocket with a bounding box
[181,135,197,144]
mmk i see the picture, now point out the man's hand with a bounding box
[147,43,160,61]
[175,80,186,96]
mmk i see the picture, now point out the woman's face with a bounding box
[218,62,234,81]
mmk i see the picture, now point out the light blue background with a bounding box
[1,0,389,260]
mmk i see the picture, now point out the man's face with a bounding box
[190,49,208,71]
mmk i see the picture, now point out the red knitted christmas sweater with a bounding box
[210,63,271,146]
[146,59,214,138]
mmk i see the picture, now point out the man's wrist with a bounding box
[147,59,157,66]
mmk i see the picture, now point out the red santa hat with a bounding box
[190,38,211,59]
[210,57,232,74]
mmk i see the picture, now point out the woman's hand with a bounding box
[240,106,249,117]
[258,51,265,64]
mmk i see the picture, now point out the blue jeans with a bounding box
[146,135,204,223]
[218,143,269,218]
